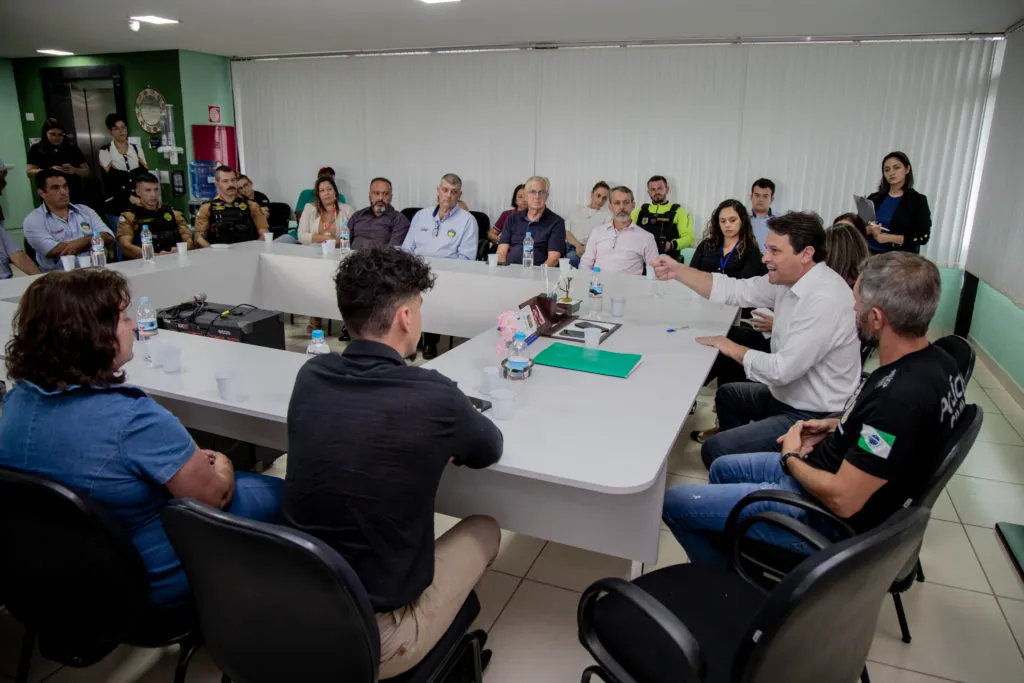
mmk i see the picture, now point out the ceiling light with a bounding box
[130,15,179,25]
[37,49,74,56]
[418,0,461,4]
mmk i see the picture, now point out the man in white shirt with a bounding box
[580,186,658,275]
[564,181,610,267]
[652,212,861,469]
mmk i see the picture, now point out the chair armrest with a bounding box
[724,489,854,543]
[730,512,833,588]
[578,577,706,683]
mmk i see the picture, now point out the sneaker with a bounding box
[338,326,351,342]
[691,427,719,444]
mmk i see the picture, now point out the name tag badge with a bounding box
[447,230,456,239]
[80,222,91,234]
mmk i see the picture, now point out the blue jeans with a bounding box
[566,245,581,268]
[701,382,830,469]
[274,234,299,244]
[662,452,815,567]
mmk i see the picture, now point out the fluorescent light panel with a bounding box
[418,0,461,4]
[37,49,74,56]
[130,15,179,25]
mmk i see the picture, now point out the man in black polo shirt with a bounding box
[283,247,503,678]
[497,175,566,266]
[663,252,967,565]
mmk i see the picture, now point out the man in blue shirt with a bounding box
[23,169,114,271]
[497,176,566,266]
[749,178,778,253]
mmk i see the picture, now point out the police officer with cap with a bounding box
[193,165,269,247]
[117,171,192,259]
[631,174,695,261]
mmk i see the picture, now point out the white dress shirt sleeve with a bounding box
[579,234,598,270]
[708,272,777,308]
[642,232,659,267]
[23,211,58,257]
[98,145,112,171]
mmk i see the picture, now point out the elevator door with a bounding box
[69,79,117,212]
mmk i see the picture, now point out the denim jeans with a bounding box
[566,245,581,268]
[274,233,299,244]
[701,382,831,469]
[662,451,815,567]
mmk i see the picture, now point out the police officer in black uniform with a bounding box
[117,171,192,259]
[193,165,269,247]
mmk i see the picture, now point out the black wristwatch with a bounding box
[780,452,801,475]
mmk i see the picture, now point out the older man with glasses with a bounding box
[403,173,477,359]
[497,176,566,267]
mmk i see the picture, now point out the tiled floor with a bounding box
[3,331,1024,682]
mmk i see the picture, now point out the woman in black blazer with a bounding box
[865,151,932,254]
[689,199,766,278]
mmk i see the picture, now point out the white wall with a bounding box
[234,39,998,267]
[967,28,1024,305]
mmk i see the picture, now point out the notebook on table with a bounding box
[533,342,643,379]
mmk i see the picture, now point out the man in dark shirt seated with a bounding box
[283,246,504,679]
[663,252,967,566]
[497,175,566,266]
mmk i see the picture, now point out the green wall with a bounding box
[0,58,32,233]
[971,282,1024,390]
[178,50,235,169]
[12,50,189,214]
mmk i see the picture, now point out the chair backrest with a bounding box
[401,207,421,224]
[161,499,380,683]
[470,211,490,241]
[23,237,37,264]
[0,466,150,645]
[735,507,930,683]
[912,403,982,511]
[266,202,291,228]
[933,334,976,384]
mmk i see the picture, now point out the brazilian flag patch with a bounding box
[858,425,896,459]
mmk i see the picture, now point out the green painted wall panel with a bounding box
[972,282,1024,390]
[178,51,235,169]
[0,58,33,232]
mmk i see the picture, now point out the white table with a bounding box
[0,242,737,566]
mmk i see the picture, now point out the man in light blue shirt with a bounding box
[403,173,478,359]
[23,169,114,272]
[402,173,477,262]
[749,178,778,253]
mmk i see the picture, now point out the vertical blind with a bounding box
[967,28,1024,306]
[233,39,998,267]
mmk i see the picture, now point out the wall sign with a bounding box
[208,105,221,124]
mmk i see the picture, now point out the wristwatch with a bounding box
[780,452,801,475]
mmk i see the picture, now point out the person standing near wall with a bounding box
[864,151,932,254]
[98,113,148,233]
[25,119,89,205]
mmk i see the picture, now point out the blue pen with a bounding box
[666,324,689,333]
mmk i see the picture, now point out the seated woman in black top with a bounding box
[865,151,932,254]
[689,198,766,279]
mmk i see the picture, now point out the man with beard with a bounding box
[23,169,114,272]
[661,253,964,566]
[118,172,192,259]
[193,166,269,247]
[579,186,658,275]
[631,175,695,260]
[348,177,410,250]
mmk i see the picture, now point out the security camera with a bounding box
[129,20,141,32]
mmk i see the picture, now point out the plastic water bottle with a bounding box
[589,267,604,316]
[522,232,534,270]
[137,297,158,362]
[305,329,331,359]
[506,331,531,381]
[339,222,351,252]
[140,225,155,263]
[90,229,107,268]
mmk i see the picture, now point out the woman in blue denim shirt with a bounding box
[0,269,283,609]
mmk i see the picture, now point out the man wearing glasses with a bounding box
[579,186,658,275]
[403,173,478,359]
[497,176,566,267]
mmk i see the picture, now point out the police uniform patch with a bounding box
[164,212,173,221]
[641,217,648,225]
[447,230,456,238]
[118,215,127,222]
[80,223,91,233]
[238,201,248,211]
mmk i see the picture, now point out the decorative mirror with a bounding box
[134,87,166,134]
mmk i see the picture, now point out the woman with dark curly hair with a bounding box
[688,198,766,279]
[0,269,283,609]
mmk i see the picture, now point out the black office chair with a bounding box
[401,207,422,224]
[578,506,930,683]
[0,467,200,683]
[729,403,983,644]
[266,202,292,238]
[161,499,486,683]
[22,237,37,265]
[933,334,976,383]
[469,211,492,262]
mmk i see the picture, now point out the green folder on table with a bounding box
[533,342,643,379]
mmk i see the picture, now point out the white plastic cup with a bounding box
[487,253,498,268]
[482,366,501,394]
[215,370,237,401]
[490,389,515,420]
[77,253,91,268]
[321,240,335,257]
[584,327,601,348]
[559,258,570,270]
[160,345,182,374]
[146,338,164,368]
[611,296,626,318]
[60,255,76,271]
[263,232,273,245]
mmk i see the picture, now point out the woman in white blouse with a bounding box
[98,113,147,230]
[298,174,354,333]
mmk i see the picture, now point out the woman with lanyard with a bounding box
[25,118,89,204]
[297,174,354,333]
[865,151,932,254]
[98,113,148,231]
[688,199,765,279]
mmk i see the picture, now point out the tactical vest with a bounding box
[636,203,680,255]
[131,205,182,253]
[205,196,256,244]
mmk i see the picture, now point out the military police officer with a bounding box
[117,172,192,259]
[193,165,269,247]
[631,174,695,261]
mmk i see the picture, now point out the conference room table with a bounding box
[0,241,738,572]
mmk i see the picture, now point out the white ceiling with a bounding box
[1,0,1021,59]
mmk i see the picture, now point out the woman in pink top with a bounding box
[487,184,526,244]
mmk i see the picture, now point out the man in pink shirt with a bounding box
[580,186,659,275]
